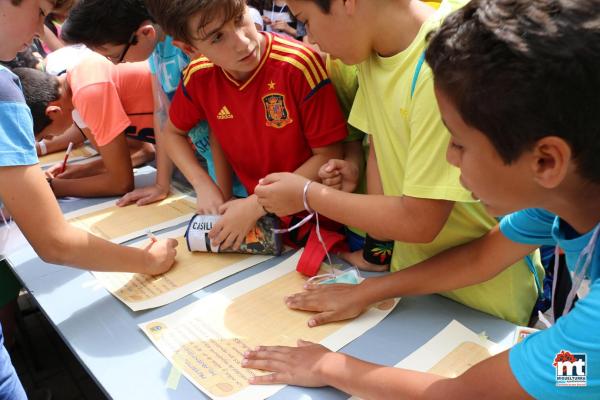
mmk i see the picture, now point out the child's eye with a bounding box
[211,33,223,44]
[450,141,464,150]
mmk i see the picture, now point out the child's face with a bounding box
[286,0,370,65]
[180,7,264,80]
[435,86,538,217]
[0,0,54,61]
[93,25,158,64]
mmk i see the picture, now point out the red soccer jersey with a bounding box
[169,32,347,194]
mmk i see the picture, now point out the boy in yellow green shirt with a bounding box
[254,0,542,326]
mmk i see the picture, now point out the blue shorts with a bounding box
[345,228,365,252]
[0,325,26,400]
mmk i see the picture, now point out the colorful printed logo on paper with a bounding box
[554,350,587,387]
[263,93,293,128]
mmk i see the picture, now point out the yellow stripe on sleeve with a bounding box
[272,36,327,80]
[269,53,316,89]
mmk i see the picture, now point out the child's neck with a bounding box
[59,75,73,108]
[155,25,166,43]
[544,179,600,234]
[371,0,435,57]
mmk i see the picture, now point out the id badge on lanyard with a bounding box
[543,225,600,326]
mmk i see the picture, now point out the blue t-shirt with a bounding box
[0,66,38,167]
[149,37,246,197]
[501,208,600,399]
[0,66,30,400]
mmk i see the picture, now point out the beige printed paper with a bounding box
[66,192,196,243]
[93,227,271,311]
[427,341,492,378]
[140,250,399,400]
[39,144,97,168]
[349,320,512,400]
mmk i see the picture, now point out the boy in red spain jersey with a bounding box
[145,0,347,249]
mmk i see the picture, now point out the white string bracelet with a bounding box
[37,140,48,156]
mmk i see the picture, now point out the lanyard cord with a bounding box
[271,2,287,21]
[548,225,600,325]
[272,180,336,273]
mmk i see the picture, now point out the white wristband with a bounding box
[37,140,48,156]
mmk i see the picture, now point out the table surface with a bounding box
[5,167,517,400]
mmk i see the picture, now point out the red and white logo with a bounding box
[554,350,587,387]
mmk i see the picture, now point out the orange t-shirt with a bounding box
[68,52,154,147]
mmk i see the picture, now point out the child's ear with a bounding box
[172,40,199,59]
[44,105,63,120]
[343,0,357,15]
[531,136,571,189]
[138,23,157,41]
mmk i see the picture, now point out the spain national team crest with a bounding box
[263,93,293,128]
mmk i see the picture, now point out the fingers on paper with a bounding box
[308,311,338,327]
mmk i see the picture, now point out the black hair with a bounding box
[11,68,61,136]
[61,0,152,46]
[426,0,600,184]
[0,47,42,70]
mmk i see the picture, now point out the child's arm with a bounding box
[294,142,344,181]
[256,168,454,243]
[0,164,177,275]
[285,225,537,326]
[243,342,529,400]
[37,124,85,156]
[211,133,234,201]
[318,140,363,193]
[49,132,135,197]
[162,119,225,214]
[209,142,343,250]
[117,75,173,207]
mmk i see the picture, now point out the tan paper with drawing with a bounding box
[140,250,398,400]
[93,227,271,311]
[66,192,196,243]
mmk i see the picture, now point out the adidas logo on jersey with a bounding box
[217,106,234,120]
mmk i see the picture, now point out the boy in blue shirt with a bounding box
[0,1,177,398]
[61,0,247,210]
[245,0,600,398]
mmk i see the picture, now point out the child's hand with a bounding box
[46,162,89,180]
[143,238,178,275]
[195,185,226,215]
[254,173,309,216]
[262,15,272,25]
[271,20,289,32]
[318,159,359,193]
[209,197,265,250]
[285,282,370,327]
[242,340,332,387]
[116,184,170,207]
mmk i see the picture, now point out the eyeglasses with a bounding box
[107,32,138,64]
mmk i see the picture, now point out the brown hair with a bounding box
[145,0,245,44]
